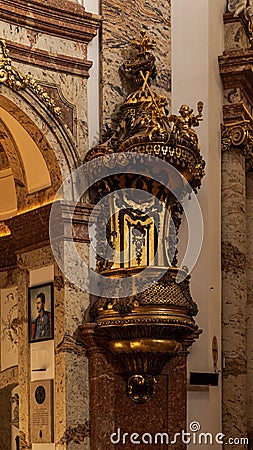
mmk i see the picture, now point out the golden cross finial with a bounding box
[131,30,156,54]
[123,30,157,86]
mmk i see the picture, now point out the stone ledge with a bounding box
[1,0,101,43]
[6,40,93,78]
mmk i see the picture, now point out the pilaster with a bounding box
[220,11,253,447]
[0,201,92,449]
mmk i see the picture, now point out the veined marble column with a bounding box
[219,9,253,447]
[246,172,253,447]
[222,146,247,448]
[4,202,92,449]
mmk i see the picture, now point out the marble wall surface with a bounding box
[221,11,253,449]
[246,172,253,447]
[100,0,171,129]
[0,1,100,448]
[0,0,100,163]
[0,201,92,449]
[222,149,247,446]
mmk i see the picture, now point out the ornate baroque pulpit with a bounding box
[80,31,205,449]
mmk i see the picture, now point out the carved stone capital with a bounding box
[221,120,253,170]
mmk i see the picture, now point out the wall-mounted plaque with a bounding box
[30,379,53,443]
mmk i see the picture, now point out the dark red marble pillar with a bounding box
[80,324,195,450]
[114,373,168,449]
[166,353,187,450]
[80,324,116,450]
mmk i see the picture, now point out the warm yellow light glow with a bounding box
[0,168,17,220]
[0,106,51,193]
[17,197,62,216]
[0,198,63,237]
[0,223,11,237]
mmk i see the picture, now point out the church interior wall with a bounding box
[100,0,171,129]
[246,172,253,442]
[0,1,99,448]
[1,0,253,448]
[172,1,224,446]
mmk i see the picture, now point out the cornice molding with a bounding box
[223,103,253,123]
[0,0,101,43]
[223,12,252,48]
[0,234,17,271]
[0,201,93,270]
[8,203,53,254]
[6,40,92,79]
[219,50,253,108]
[224,11,248,26]
[9,201,93,250]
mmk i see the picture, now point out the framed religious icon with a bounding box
[28,283,54,343]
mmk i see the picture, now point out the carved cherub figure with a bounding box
[169,102,203,145]
[144,93,169,139]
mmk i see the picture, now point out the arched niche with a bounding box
[0,84,81,220]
